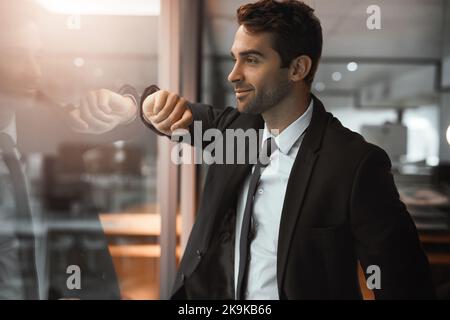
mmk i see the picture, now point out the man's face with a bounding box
[228,25,292,114]
[0,21,43,108]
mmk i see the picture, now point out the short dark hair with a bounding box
[237,0,323,85]
[0,0,43,30]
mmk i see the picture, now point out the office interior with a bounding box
[1,0,450,300]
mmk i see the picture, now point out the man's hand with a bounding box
[68,89,137,134]
[142,90,193,136]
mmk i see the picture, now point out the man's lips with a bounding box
[235,89,253,98]
[18,87,39,95]
[17,81,41,93]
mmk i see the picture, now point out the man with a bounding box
[139,0,436,299]
[0,0,138,299]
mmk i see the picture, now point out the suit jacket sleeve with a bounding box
[139,85,240,149]
[35,85,143,145]
[350,146,436,299]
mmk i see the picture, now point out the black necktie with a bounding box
[236,137,277,300]
[0,133,31,223]
[0,133,39,299]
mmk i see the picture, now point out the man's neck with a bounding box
[262,90,312,135]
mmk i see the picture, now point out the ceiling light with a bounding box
[73,57,85,68]
[332,72,342,82]
[446,124,450,145]
[35,0,160,16]
[314,82,325,92]
[347,62,358,72]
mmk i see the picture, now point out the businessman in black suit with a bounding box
[139,0,436,299]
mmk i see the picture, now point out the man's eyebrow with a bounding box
[230,50,265,58]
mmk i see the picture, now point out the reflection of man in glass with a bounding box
[0,0,45,300]
[0,0,138,299]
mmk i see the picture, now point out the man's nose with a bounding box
[228,63,243,83]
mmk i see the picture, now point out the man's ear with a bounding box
[289,55,312,82]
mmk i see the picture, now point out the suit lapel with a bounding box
[277,95,330,298]
[199,114,265,251]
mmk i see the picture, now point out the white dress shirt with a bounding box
[234,99,314,300]
[0,115,19,206]
[0,115,24,299]
[0,115,18,145]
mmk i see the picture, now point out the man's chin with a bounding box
[236,103,246,113]
[238,105,251,114]
[237,98,252,113]
[237,102,261,115]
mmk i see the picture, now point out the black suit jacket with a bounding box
[141,88,435,300]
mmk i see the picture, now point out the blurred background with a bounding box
[1,0,450,300]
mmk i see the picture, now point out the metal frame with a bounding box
[158,0,181,300]
[158,0,202,299]
[180,0,203,255]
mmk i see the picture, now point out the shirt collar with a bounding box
[262,98,314,155]
[0,114,17,147]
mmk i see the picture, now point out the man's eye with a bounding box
[246,57,258,64]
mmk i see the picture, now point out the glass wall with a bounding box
[0,0,161,300]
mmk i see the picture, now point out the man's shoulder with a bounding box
[322,113,387,162]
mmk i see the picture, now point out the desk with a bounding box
[99,212,182,237]
[108,244,181,258]
[98,205,182,299]
[419,232,450,267]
